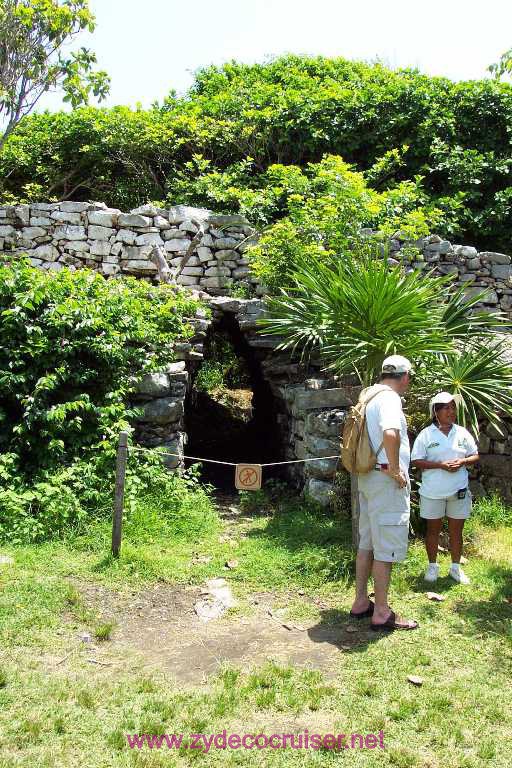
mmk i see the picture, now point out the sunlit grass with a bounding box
[0,490,510,767]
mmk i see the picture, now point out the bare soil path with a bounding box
[71,579,359,683]
[67,493,360,684]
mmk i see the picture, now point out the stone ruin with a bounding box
[1,201,511,504]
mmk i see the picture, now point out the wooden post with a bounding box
[112,431,129,558]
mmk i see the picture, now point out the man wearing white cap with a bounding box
[411,392,479,585]
[350,354,418,631]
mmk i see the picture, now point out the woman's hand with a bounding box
[439,459,465,472]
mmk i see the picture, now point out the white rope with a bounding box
[127,444,340,467]
[128,446,237,466]
[262,457,340,467]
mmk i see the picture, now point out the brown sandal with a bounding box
[371,610,419,632]
[349,600,375,619]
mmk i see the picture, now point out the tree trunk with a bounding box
[171,218,205,280]
[150,245,172,283]
[351,472,360,549]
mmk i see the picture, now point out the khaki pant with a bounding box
[357,470,411,562]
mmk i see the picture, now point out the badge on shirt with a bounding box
[427,442,440,449]
[457,438,469,450]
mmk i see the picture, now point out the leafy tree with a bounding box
[2,54,512,249]
[248,156,451,293]
[489,48,512,79]
[0,0,109,148]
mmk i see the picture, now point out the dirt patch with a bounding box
[67,580,367,684]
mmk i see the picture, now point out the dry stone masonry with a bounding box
[0,202,259,296]
[131,292,512,506]
[1,204,512,315]
[373,231,512,318]
[130,307,210,471]
[1,201,511,504]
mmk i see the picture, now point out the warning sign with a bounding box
[235,464,262,491]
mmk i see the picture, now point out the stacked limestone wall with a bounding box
[0,202,258,295]
[1,204,512,315]
[1,201,511,503]
[133,293,512,506]
[371,231,512,318]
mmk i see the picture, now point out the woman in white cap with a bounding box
[411,392,479,584]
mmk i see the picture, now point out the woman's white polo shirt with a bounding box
[411,423,478,499]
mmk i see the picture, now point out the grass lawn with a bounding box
[0,490,510,767]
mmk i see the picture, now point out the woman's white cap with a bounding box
[429,391,463,418]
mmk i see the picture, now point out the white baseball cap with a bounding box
[381,355,413,374]
[429,391,463,418]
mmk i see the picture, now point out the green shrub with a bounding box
[194,361,225,393]
[248,157,447,293]
[249,219,325,294]
[3,55,512,249]
[0,257,205,542]
[194,333,249,393]
[470,494,512,528]
[0,257,200,475]
[124,465,219,542]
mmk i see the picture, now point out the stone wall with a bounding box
[1,200,511,503]
[130,305,210,468]
[129,294,512,506]
[376,231,512,318]
[127,295,349,502]
[2,204,512,314]
[470,419,512,504]
[0,202,259,296]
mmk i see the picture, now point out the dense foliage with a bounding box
[2,55,512,249]
[247,156,451,292]
[261,246,512,436]
[0,257,203,541]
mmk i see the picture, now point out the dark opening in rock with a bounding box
[186,313,283,489]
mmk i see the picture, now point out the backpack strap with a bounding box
[361,385,391,459]
[359,383,392,405]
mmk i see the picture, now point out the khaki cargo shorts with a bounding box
[357,470,411,562]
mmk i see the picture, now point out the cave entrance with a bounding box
[186,314,283,491]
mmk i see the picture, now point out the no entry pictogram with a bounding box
[235,463,262,491]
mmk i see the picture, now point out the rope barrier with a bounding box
[112,430,341,558]
[129,445,237,466]
[262,457,340,467]
[128,444,340,467]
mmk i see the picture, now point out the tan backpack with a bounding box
[341,385,390,474]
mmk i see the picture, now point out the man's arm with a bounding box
[382,429,407,488]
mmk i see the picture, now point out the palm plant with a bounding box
[262,248,512,429]
[420,343,512,437]
[259,246,512,537]
[439,284,507,340]
[269,251,454,384]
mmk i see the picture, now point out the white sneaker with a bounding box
[449,565,470,585]
[424,563,440,583]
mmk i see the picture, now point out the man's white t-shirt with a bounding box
[411,423,478,498]
[364,385,410,471]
